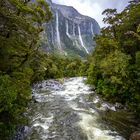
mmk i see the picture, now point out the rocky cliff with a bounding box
[41,0,100,57]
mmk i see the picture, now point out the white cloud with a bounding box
[52,0,129,27]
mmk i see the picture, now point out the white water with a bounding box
[56,11,61,49]
[91,23,95,36]
[73,22,75,36]
[51,25,54,45]
[78,113,123,140]
[75,40,82,50]
[66,20,71,38]
[78,25,89,54]
[28,77,125,140]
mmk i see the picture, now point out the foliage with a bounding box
[0,0,52,138]
[87,0,140,115]
[43,54,83,79]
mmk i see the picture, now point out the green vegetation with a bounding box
[36,53,83,79]
[0,0,52,138]
[0,1,83,138]
[1,0,140,139]
[86,0,140,115]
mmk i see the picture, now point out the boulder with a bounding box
[130,131,140,140]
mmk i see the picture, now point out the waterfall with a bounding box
[78,25,89,54]
[75,40,82,50]
[73,23,75,36]
[66,20,71,38]
[91,23,95,36]
[56,11,61,49]
[51,25,54,45]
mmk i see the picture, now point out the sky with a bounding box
[52,0,130,27]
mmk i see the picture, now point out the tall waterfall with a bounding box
[91,23,95,36]
[51,24,54,45]
[56,11,61,49]
[78,25,89,54]
[66,20,71,38]
[73,23,75,36]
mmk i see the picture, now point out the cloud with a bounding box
[52,0,129,27]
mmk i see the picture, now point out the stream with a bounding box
[21,77,139,140]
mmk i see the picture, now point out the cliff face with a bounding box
[41,0,100,57]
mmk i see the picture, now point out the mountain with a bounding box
[40,0,100,57]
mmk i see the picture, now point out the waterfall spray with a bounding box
[66,20,71,38]
[56,11,62,50]
[78,25,89,54]
[73,23,75,36]
[91,23,95,36]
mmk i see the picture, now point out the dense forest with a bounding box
[0,0,51,138]
[0,0,84,138]
[86,0,140,115]
[0,0,140,139]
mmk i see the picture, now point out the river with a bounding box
[23,77,138,140]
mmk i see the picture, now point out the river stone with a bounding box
[130,131,140,140]
[115,102,124,109]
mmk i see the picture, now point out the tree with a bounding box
[0,0,52,138]
[87,1,140,115]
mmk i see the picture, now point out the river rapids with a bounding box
[18,77,138,140]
